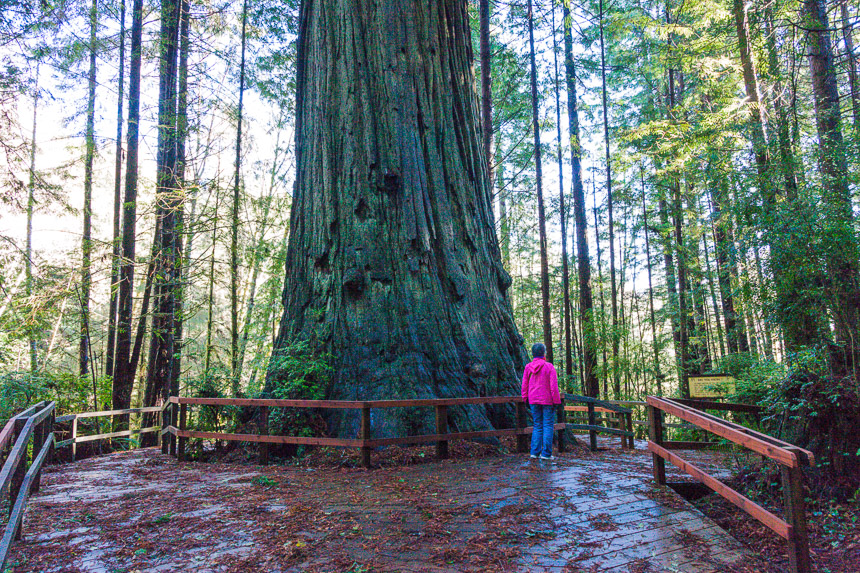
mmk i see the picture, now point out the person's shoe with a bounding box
[539,455,555,460]
[530,454,539,459]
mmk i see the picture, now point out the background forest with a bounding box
[1,0,859,469]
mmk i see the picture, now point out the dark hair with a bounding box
[531,343,546,358]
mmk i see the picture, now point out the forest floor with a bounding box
[2,436,856,572]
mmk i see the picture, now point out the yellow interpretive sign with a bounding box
[688,375,735,398]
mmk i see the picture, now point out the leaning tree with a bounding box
[267,0,527,436]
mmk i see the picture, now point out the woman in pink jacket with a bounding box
[521,343,561,460]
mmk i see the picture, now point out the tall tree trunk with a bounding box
[25,66,39,376]
[170,0,190,398]
[268,0,525,436]
[106,0,126,380]
[149,0,182,405]
[658,195,682,383]
[598,0,620,398]
[593,186,609,398]
[80,0,98,378]
[479,0,493,194]
[641,174,663,394]
[231,0,248,394]
[551,1,573,382]
[563,0,598,397]
[701,209,725,358]
[841,1,860,129]
[114,0,144,412]
[527,0,554,364]
[735,0,821,350]
[803,0,860,374]
[205,192,219,375]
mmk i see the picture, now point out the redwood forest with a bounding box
[1,0,859,571]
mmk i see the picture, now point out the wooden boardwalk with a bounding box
[4,444,750,572]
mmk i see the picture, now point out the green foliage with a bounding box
[265,340,334,452]
[0,370,110,420]
[251,475,277,488]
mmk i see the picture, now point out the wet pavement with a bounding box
[4,443,749,572]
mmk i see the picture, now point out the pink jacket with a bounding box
[521,357,561,405]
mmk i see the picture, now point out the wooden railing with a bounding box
[0,401,55,571]
[646,396,811,573]
[563,394,633,451]
[160,395,567,468]
[55,407,162,461]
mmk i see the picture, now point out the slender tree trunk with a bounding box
[106,0,126,380]
[803,0,860,374]
[701,212,726,358]
[149,0,182,405]
[231,0,248,393]
[598,0,620,398]
[114,0,144,412]
[79,0,98,378]
[479,0,493,194]
[658,195,682,382]
[563,0,598,397]
[170,0,190,399]
[593,185,609,398]
[641,174,663,393]
[25,66,40,376]
[551,2,573,381]
[527,0,554,364]
[205,192,219,375]
[709,174,747,353]
[841,1,860,129]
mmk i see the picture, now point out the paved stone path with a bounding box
[5,445,750,572]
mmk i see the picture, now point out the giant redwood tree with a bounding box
[268,0,526,435]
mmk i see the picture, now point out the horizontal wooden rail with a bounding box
[646,396,812,573]
[168,395,525,409]
[162,395,565,468]
[564,394,633,451]
[54,406,164,460]
[0,402,55,571]
[648,441,790,538]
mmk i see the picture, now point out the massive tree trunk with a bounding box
[479,0,493,195]
[563,0,598,398]
[113,0,143,412]
[268,0,526,436]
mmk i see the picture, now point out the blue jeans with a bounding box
[530,403,556,458]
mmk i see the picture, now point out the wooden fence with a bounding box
[646,396,811,573]
[0,401,55,571]
[563,394,634,451]
[160,395,567,468]
[55,407,162,461]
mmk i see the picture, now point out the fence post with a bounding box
[516,401,528,454]
[47,407,55,466]
[647,404,666,485]
[32,413,45,493]
[360,407,372,469]
[557,399,566,453]
[169,402,177,457]
[781,463,811,573]
[259,406,269,466]
[625,412,634,449]
[435,405,449,460]
[177,403,187,462]
[587,402,597,451]
[160,403,168,454]
[71,415,78,462]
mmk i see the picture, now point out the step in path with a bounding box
[5,446,751,572]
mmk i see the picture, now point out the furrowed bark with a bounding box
[268,0,526,437]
